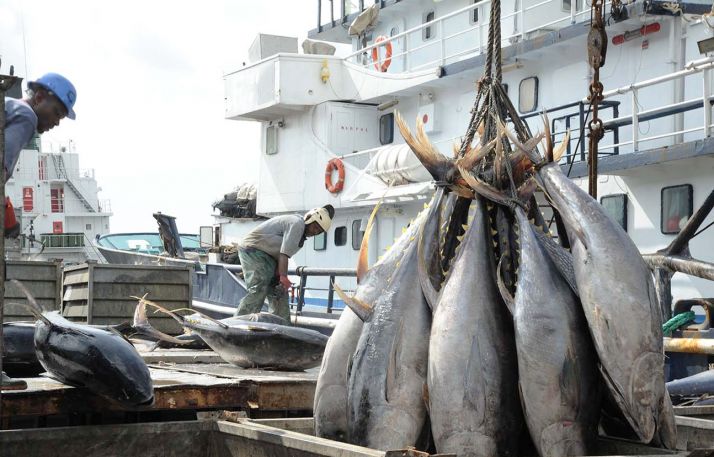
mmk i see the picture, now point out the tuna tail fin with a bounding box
[357,198,383,284]
[553,130,570,163]
[496,256,516,315]
[498,117,545,165]
[395,111,448,180]
[131,296,193,345]
[10,279,51,325]
[455,137,496,171]
[332,281,372,321]
[458,166,511,206]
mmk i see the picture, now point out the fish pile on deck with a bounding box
[314,105,676,456]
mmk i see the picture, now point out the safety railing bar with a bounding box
[593,57,714,101]
[344,0,488,60]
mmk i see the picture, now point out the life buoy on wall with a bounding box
[371,36,392,73]
[324,158,345,194]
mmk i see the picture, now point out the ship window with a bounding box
[469,1,479,25]
[661,184,693,234]
[352,220,365,250]
[423,11,435,41]
[600,194,628,232]
[561,0,583,12]
[335,226,347,246]
[519,76,539,113]
[314,232,326,251]
[265,125,278,155]
[86,224,92,230]
[380,113,394,145]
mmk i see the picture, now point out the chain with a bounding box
[587,0,607,198]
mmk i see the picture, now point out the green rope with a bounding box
[662,311,696,336]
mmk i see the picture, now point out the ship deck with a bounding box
[1,348,317,428]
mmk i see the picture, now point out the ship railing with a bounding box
[583,56,714,154]
[224,264,356,314]
[342,0,596,73]
[97,199,112,213]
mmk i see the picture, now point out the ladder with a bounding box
[50,154,96,212]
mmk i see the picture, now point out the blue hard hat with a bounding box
[28,73,77,120]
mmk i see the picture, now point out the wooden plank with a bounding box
[92,267,191,285]
[214,420,384,457]
[0,421,213,457]
[89,300,189,317]
[90,283,189,301]
[63,271,91,286]
[0,367,317,418]
[6,281,58,299]
[62,304,89,317]
[62,285,89,301]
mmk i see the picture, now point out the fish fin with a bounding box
[496,256,516,315]
[464,335,486,426]
[385,321,404,403]
[395,111,448,180]
[553,130,570,163]
[499,118,544,164]
[9,280,51,325]
[542,113,553,162]
[559,346,580,412]
[357,199,383,283]
[599,364,643,440]
[333,282,372,321]
[455,137,496,171]
[458,166,513,205]
[532,228,580,296]
[132,297,197,345]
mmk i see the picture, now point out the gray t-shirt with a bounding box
[3,98,37,180]
[240,215,306,260]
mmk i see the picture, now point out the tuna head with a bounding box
[35,313,154,407]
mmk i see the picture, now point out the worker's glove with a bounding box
[279,274,293,290]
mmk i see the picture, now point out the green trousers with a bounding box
[235,248,290,323]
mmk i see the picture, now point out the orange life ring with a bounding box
[371,36,392,73]
[325,158,345,194]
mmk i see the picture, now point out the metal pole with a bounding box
[327,275,335,313]
[0,72,18,428]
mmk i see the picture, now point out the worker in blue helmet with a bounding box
[4,72,77,176]
[2,72,77,238]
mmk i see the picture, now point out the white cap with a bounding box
[304,206,333,232]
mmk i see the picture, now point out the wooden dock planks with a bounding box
[1,363,317,418]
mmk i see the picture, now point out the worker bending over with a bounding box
[235,205,334,322]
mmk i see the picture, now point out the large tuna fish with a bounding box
[345,229,431,449]
[138,298,328,371]
[427,196,522,457]
[508,127,676,447]
[315,204,427,441]
[506,206,600,457]
[12,280,154,407]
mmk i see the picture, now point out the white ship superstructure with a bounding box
[6,140,112,263]
[223,0,714,306]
